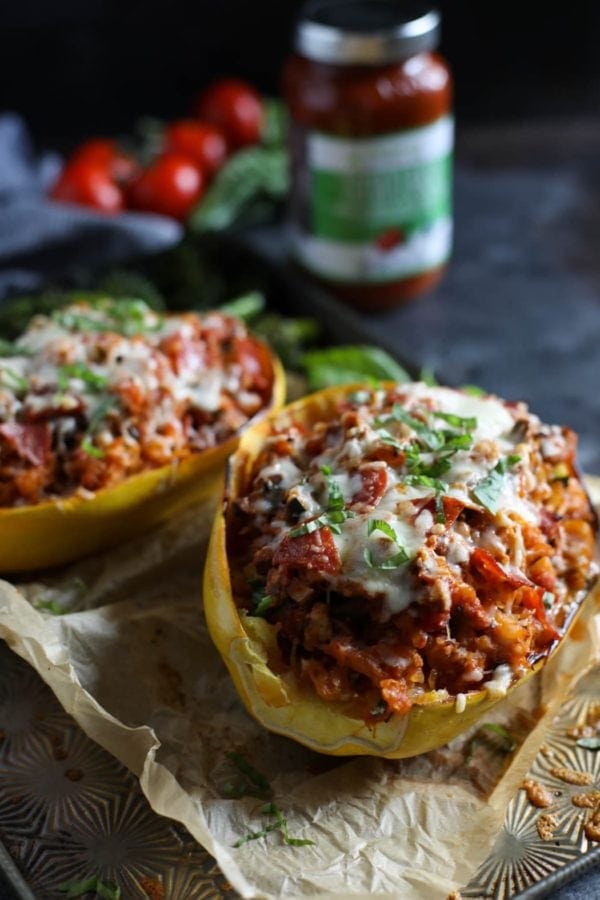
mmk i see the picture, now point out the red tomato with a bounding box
[164,120,227,177]
[69,139,140,184]
[193,79,263,149]
[127,153,205,221]
[50,161,124,214]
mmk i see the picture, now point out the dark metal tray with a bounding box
[1,236,598,899]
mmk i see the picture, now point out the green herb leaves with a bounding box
[289,465,354,537]
[80,398,115,458]
[0,366,28,393]
[365,518,410,569]
[471,455,521,514]
[58,363,108,392]
[0,338,30,357]
[53,297,160,338]
[303,346,410,391]
[223,752,315,848]
[59,875,120,899]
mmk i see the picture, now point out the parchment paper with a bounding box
[0,478,599,899]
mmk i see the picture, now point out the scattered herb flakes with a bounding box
[433,411,477,431]
[367,519,397,541]
[35,598,66,615]
[226,752,272,795]
[80,398,115,458]
[460,384,486,396]
[364,546,409,570]
[234,802,315,849]
[58,363,108,392]
[59,876,121,899]
[479,723,517,752]
[0,366,28,393]
[419,366,438,386]
[471,455,521,514]
[252,594,273,617]
[551,462,570,483]
[0,338,30,357]
[404,474,447,493]
[576,737,600,750]
[542,591,555,609]
[219,290,266,322]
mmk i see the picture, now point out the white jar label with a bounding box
[291,115,454,283]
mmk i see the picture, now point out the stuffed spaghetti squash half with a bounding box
[205,382,597,758]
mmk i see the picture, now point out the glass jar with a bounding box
[282,0,453,311]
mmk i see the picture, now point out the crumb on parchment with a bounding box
[572,791,600,809]
[446,892,463,900]
[584,806,600,842]
[550,766,595,786]
[537,813,559,841]
[521,779,555,808]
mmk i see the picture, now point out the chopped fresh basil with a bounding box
[419,367,438,386]
[460,384,486,396]
[434,411,477,431]
[35,598,66,615]
[80,398,115,459]
[404,474,447,493]
[542,591,555,609]
[226,752,272,794]
[59,876,121,899]
[219,290,266,322]
[58,363,108,392]
[364,546,409,570]
[0,366,28,393]
[303,345,410,391]
[471,455,521,514]
[434,492,446,524]
[234,802,315,849]
[576,737,600,750]
[0,338,31,357]
[53,298,160,338]
[380,405,446,452]
[439,432,474,452]
[479,723,517,752]
[252,595,273,617]
[367,519,397,542]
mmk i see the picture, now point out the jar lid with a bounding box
[294,0,441,66]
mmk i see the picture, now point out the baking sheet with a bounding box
[0,476,598,899]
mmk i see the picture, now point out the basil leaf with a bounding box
[479,723,516,752]
[59,876,99,898]
[58,364,108,392]
[576,737,600,750]
[219,291,266,322]
[404,475,447,493]
[434,411,477,431]
[364,546,409,569]
[419,367,438,386]
[368,519,397,541]
[80,398,115,458]
[303,346,410,391]
[461,384,486,396]
[0,338,30,357]
[0,366,28,393]
[380,405,446,452]
[471,456,521,514]
[226,752,272,793]
[96,882,121,900]
[190,145,288,232]
[261,99,287,146]
[252,595,273,617]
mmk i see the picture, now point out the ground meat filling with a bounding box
[228,384,597,723]
[0,299,274,505]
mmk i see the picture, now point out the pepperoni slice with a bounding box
[351,465,388,509]
[273,526,341,574]
[470,547,530,588]
[0,422,50,466]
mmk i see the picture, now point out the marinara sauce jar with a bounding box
[282,1,453,311]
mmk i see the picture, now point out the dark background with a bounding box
[1,0,600,147]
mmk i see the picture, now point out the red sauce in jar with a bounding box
[282,1,453,311]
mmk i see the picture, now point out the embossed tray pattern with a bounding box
[0,639,598,898]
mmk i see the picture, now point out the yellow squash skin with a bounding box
[0,344,285,573]
[204,383,589,759]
